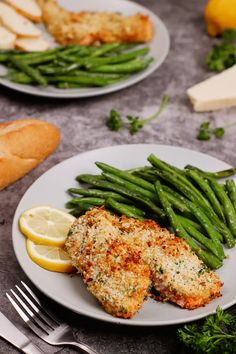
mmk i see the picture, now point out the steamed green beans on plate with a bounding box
[0,44,153,89]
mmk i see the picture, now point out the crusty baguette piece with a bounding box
[0,3,41,37]
[4,0,42,22]
[0,119,60,190]
[0,25,16,49]
[15,37,50,51]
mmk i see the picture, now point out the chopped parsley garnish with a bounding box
[197,120,236,141]
[106,95,169,135]
[178,307,236,353]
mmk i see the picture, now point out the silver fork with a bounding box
[6,281,99,354]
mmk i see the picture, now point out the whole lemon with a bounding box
[205,0,236,36]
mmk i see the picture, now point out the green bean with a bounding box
[208,177,236,239]
[105,198,145,220]
[185,164,236,179]
[48,75,112,87]
[179,217,221,258]
[101,171,157,201]
[89,57,153,73]
[148,153,185,176]
[186,169,225,222]
[76,174,165,219]
[76,174,105,182]
[154,180,222,269]
[95,163,193,216]
[57,82,84,89]
[148,154,213,211]
[96,162,155,192]
[225,179,236,211]
[85,47,149,69]
[65,197,105,209]
[39,62,82,75]
[68,188,131,203]
[177,215,206,233]
[70,203,95,216]
[21,54,58,65]
[9,56,47,86]
[90,43,122,57]
[154,169,213,213]
[133,170,158,183]
[183,199,225,260]
[0,53,9,62]
[7,71,33,84]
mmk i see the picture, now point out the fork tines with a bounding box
[6,281,59,338]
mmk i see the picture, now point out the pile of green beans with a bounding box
[66,154,236,269]
[0,43,153,88]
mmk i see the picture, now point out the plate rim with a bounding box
[12,144,236,326]
[0,0,170,98]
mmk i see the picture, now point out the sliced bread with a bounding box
[0,3,41,37]
[4,0,42,22]
[0,25,16,49]
[15,37,50,51]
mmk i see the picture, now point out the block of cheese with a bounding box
[0,3,41,37]
[187,65,236,112]
[4,0,42,22]
[15,37,50,51]
[0,26,16,49]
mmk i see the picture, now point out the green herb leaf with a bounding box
[197,121,211,140]
[222,29,236,43]
[206,29,236,72]
[177,307,236,354]
[106,109,123,131]
[127,116,143,135]
[213,127,225,139]
[106,95,169,135]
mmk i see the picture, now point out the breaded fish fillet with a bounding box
[65,208,151,318]
[38,0,153,45]
[65,208,222,318]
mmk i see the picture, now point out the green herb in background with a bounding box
[207,29,236,71]
[106,95,169,135]
[197,120,236,140]
[177,307,236,354]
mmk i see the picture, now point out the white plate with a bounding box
[0,0,169,98]
[12,144,236,326]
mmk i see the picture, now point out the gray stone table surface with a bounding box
[1,0,236,353]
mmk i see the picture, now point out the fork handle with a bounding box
[62,341,99,354]
[22,342,46,354]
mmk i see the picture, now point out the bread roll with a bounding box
[4,0,42,22]
[0,119,60,190]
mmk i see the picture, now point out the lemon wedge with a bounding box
[26,239,75,273]
[19,205,76,247]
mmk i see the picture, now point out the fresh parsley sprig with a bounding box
[106,95,169,135]
[197,120,236,140]
[207,29,236,72]
[178,307,236,354]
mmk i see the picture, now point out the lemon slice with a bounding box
[26,239,75,273]
[19,206,76,246]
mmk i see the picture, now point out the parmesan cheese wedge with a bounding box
[4,0,42,22]
[187,65,236,112]
[0,3,41,37]
[15,37,50,51]
[0,26,16,49]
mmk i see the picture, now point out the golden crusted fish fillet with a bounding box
[65,208,151,318]
[65,208,222,318]
[38,0,153,45]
